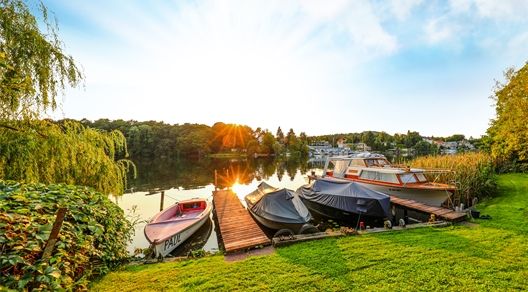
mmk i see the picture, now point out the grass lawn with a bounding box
[91,174,528,291]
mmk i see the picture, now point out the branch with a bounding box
[0,122,48,138]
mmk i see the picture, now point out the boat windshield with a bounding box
[331,160,350,178]
[400,173,418,184]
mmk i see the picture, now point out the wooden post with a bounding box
[160,191,165,211]
[41,208,67,261]
[214,169,218,190]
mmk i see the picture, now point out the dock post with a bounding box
[160,191,165,211]
[214,169,218,190]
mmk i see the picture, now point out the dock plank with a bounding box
[390,196,466,222]
[213,190,271,253]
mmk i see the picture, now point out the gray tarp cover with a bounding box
[297,178,391,218]
[245,182,311,224]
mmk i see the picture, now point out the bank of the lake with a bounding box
[92,173,528,291]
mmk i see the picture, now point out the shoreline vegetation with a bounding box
[90,174,528,291]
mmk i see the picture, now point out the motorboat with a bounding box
[321,153,456,206]
[144,198,212,257]
[297,177,391,223]
[245,182,316,236]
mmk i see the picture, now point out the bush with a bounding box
[0,181,133,290]
[411,152,497,206]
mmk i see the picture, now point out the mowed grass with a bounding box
[91,174,528,291]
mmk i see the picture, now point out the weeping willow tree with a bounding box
[0,0,133,194]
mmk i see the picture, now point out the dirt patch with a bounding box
[224,246,275,262]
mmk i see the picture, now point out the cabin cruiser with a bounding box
[320,153,455,207]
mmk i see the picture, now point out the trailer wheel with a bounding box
[299,223,319,234]
[274,228,294,238]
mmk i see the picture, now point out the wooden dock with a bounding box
[213,190,271,253]
[390,196,467,222]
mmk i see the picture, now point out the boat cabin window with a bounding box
[350,159,366,166]
[400,173,418,184]
[359,170,399,183]
[365,159,390,167]
[415,173,428,182]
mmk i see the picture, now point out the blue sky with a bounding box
[42,0,528,137]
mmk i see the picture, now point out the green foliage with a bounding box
[445,134,465,142]
[0,0,83,120]
[84,119,308,159]
[487,64,528,168]
[0,120,134,195]
[0,181,134,290]
[91,174,528,291]
[413,140,438,156]
[275,127,284,144]
[411,152,497,205]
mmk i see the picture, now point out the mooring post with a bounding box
[214,169,218,190]
[41,207,67,261]
[160,191,165,211]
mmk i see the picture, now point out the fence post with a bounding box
[41,207,67,261]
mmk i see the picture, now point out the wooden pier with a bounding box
[213,190,271,253]
[390,196,467,222]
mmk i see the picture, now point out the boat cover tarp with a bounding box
[245,182,311,224]
[297,178,390,218]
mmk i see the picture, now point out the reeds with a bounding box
[411,152,497,206]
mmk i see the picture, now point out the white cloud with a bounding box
[473,0,528,20]
[448,0,472,14]
[389,0,423,21]
[424,17,460,44]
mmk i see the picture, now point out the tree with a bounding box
[0,120,134,195]
[1,0,83,120]
[299,132,308,143]
[0,1,132,194]
[285,128,297,148]
[445,134,465,142]
[487,64,528,163]
[260,131,276,154]
[276,127,285,144]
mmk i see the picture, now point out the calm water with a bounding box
[114,157,325,256]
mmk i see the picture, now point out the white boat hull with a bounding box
[152,213,210,257]
[355,182,451,207]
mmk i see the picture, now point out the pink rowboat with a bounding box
[144,198,212,257]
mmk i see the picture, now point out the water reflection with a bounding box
[127,157,319,192]
[170,218,215,256]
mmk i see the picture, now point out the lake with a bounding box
[114,157,325,256]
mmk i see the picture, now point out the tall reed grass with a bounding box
[411,152,497,206]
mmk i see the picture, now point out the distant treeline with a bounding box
[79,119,309,159]
[78,119,484,160]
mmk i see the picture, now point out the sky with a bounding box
[41,0,528,138]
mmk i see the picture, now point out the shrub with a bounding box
[0,181,133,290]
[411,152,497,206]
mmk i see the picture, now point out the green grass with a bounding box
[91,174,528,291]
